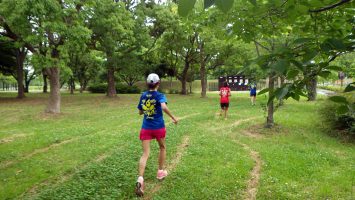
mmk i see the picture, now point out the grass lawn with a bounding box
[0,92,354,199]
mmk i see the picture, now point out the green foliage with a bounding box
[214,0,234,13]
[344,82,355,93]
[178,0,196,17]
[328,96,348,104]
[88,83,141,94]
[320,100,355,137]
[0,39,16,77]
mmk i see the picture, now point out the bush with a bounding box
[88,83,141,94]
[116,83,141,94]
[319,100,354,141]
[88,83,107,93]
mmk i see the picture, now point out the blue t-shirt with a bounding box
[137,91,167,130]
[250,86,257,95]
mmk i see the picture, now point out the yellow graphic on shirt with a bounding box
[142,99,156,119]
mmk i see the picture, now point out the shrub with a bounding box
[116,83,141,94]
[88,83,141,94]
[88,83,107,93]
[319,100,354,141]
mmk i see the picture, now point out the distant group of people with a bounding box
[134,73,257,197]
[219,81,257,119]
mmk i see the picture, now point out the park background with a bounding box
[0,0,354,199]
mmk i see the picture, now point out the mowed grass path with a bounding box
[0,92,354,199]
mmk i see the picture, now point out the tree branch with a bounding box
[253,40,270,51]
[309,0,351,13]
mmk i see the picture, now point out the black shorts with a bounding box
[220,103,229,108]
[250,94,256,97]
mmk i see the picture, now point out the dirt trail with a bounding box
[206,116,263,200]
[0,137,78,169]
[230,138,262,200]
[0,119,140,169]
[245,150,262,200]
[209,116,262,132]
[143,136,190,200]
[172,112,201,122]
[0,133,30,144]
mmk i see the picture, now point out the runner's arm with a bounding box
[138,110,143,115]
[161,103,178,124]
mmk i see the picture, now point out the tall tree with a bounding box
[1,0,91,113]
[89,0,134,97]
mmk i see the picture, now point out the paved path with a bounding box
[317,88,336,96]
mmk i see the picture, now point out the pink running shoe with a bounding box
[156,170,168,180]
[135,177,144,197]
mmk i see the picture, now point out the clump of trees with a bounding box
[0,0,354,129]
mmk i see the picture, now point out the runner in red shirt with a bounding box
[219,81,231,119]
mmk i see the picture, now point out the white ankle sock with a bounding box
[137,176,144,182]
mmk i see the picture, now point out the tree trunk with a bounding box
[70,77,74,95]
[180,61,189,95]
[170,76,173,89]
[106,52,117,97]
[200,43,207,98]
[43,73,48,93]
[16,49,26,99]
[306,75,317,101]
[266,74,275,128]
[24,80,30,93]
[45,67,61,113]
[107,66,116,97]
[79,79,87,93]
[83,80,88,92]
[279,76,285,105]
[189,82,192,94]
[80,85,84,93]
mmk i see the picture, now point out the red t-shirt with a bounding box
[219,87,231,103]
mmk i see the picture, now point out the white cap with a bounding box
[147,73,160,84]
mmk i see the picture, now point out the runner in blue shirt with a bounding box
[250,84,257,106]
[135,73,178,197]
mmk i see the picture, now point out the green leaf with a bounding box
[258,88,269,95]
[275,87,289,100]
[204,0,215,9]
[337,105,349,115]
[302,49,318,62]
[296,5,309,14]
[293,38,312,45]
[287,69,299,79]
[290,60,304,71]
[215,0,234,13]
[326,65,343,71]
[318,70,331,78]
[344,82,355,93]
[320,43,332,52]
[344,35,355,40]
[271,59,289,74]
[178,0,196,17]
[291,93,300,101]
[327,38,346,50]
[328,96,348,104]
[248,0,257,6]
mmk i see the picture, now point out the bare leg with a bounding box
[138,140,151,177]
[224,109,227,119]
[157,138,166,170]
[250,96,253,105]
[253,96,256,105]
